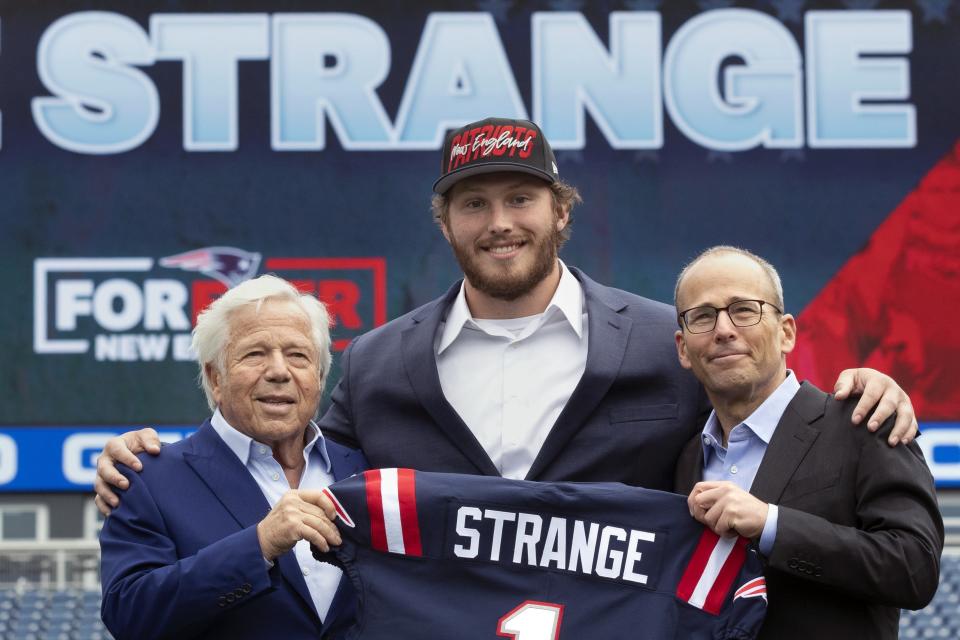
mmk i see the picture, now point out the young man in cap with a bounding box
[95,117,917,503]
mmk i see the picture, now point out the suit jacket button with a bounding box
[242,583,252,593]
[226,593,236,603]
[234,588,245,598]
[217,596,227,607]
[788,559,798,569]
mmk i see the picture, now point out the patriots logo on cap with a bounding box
[159,246,261,288]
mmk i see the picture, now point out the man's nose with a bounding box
[487,202,514,233]
[264,351,291,380]
[713,310,739,341]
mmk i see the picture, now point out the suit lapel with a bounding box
[750,382,827,503]
[182,422,271,529]
[674,436,705,495]
[183,421,319,621]
[326,440,368,482]
[400,282,500,476]
[526,269,632,480]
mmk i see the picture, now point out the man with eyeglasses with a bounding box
[672,246,943,639]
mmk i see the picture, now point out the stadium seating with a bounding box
[901,553,960,639]
[0,554,956,639]
[0,588,111,640]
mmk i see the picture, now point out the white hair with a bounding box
[674,245,785,312]
[191,274,332,411]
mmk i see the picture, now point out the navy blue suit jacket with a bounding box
[100,420,368,640]
[320,267,709,489]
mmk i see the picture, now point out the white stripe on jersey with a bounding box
[379,468,406,554]
[688,535,736,609]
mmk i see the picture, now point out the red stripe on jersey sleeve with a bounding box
[703,536,748,615]
[397,468,423,557]
[676,529,720,602]
[364,469,388,553]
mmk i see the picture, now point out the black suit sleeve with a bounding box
[767,419,944,609]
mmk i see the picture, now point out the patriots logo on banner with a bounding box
[734,577,768,604]
[159,246,261,288]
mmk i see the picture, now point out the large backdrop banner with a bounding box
[1,0,958,488]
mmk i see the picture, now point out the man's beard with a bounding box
[449,226,560,301]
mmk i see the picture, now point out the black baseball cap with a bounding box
[433,117,559,194]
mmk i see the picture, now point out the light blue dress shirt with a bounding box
[211,409,341,621]
[700,371,801,555]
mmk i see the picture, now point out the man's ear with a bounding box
[439,220,452,244]
[675,330,692,370]
[205,362,223,406]
[555,203,570,232]
[780,314,797,355]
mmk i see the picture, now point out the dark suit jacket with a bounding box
[100,420,368,640]
[675,382,944,640]
[320,267,710,489]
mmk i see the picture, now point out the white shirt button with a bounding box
[259,446,268,455]
[730,465,739,475]
[302,568,310,576]
[271,473,280,481]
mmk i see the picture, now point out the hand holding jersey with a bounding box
[688,482,769,539]
[257,490,342,560]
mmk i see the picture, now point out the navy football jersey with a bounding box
[320,469,767,640]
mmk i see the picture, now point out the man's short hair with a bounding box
[674,245,785,311]
[430,178,582,248]
[191,274,332,411]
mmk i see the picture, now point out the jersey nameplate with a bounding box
[447,501,666,588]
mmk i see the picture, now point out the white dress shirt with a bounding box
[435,262,588,479]
[211,409,341,621]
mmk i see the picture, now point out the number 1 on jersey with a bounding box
[497,601,564,640]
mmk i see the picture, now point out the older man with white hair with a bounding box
[99,275,366,640]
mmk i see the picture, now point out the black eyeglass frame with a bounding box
[677,299,784,334]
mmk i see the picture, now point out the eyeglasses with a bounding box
[678,299,783,334]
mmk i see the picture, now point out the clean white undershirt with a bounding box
[435,262,588,479]
[211,409,341,621]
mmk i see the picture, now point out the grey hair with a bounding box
[674,245,785,311]
[191,274,332,411]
